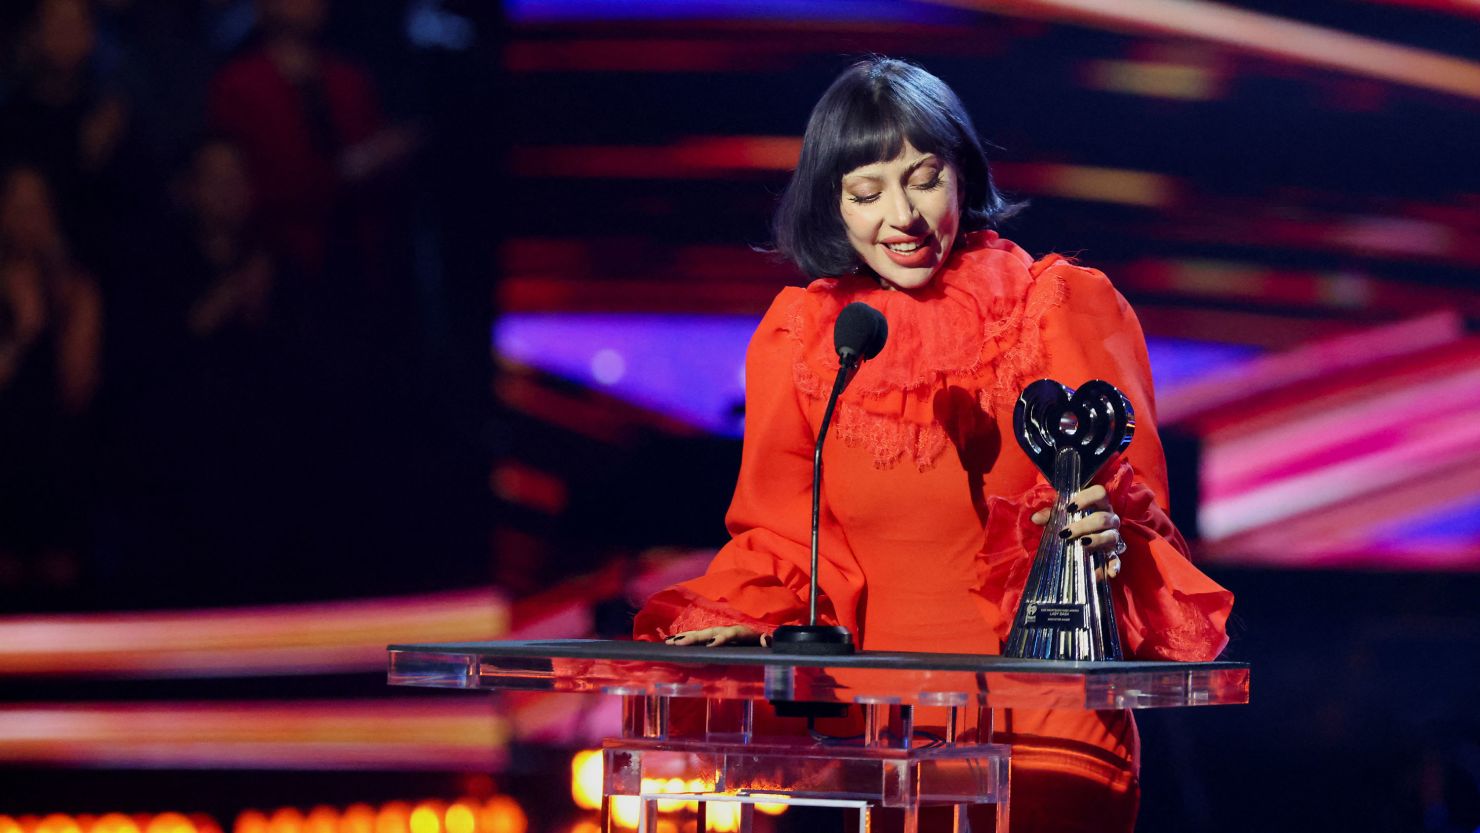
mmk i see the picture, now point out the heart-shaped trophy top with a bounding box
[1013,379,1135,489]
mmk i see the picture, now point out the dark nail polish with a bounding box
[1058,528,1071,539]
[1067,503,1079,513]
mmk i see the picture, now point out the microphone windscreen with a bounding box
[834,302,888,360]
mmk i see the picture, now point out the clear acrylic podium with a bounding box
[388,640,1249,832]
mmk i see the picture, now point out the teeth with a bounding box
[885,241,923,252]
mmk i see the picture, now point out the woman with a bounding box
[633,58,1234,832]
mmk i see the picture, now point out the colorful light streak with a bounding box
[0,701,507,770]
[1166,311,1480,568]
[926,0,1480,102]
[0,589,507,677]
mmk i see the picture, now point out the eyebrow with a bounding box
[843,155,941,182]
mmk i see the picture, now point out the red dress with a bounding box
[634,231,1234,833]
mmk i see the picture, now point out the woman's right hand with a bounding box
[664,625,769,647]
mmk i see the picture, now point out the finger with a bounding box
[1075,511,1121,536]
[760,633,772,648]
[1071,485,1109,513]
[1075,530,1120,552]
[1031,508,1050,526]
[1058,511,1117,540]
[708,629,733,647]
[666,629,710,645]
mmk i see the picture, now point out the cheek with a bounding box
[840,204,875,240]
[936,185,964,233]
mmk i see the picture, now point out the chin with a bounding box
[874,265,940,290]
[868,235,956,290]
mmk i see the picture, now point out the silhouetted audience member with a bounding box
[0,0,137,272]
[0,166,103,603]
[181,138,275,337]
[206,0,413,295]
[97,136,294,605]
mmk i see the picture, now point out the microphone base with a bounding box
[769,625,856,655]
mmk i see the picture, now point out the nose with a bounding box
[885,185,919,230]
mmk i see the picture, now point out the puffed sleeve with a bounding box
[1007,262,1234,661]
[633,289,865,642]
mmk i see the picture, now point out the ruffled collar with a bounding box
[785,230,1068,469]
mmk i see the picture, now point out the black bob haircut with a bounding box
[773,57,1025,279]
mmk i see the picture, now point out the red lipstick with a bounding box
[880,235,935,268]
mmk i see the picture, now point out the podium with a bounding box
[388,640,1248,832]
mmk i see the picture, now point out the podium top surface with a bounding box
[388,639,1249,711]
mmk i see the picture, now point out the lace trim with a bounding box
[661,591,783,639]
[787,262,1067,471]
[982,267,1069,418]
[832,403,950,470]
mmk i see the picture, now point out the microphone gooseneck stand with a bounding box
[772,302,886,656]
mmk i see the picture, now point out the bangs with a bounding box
[825,83,961,181]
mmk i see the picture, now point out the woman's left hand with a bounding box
[1031,484,1124,559]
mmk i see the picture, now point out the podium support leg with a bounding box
[645,696,668,739]
[737,802,755,833]
[890,705,914,748]
[902,806,919,833]
[637,799,658,833]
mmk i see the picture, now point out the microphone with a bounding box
[834,301,888,366]
[771,302,888,656]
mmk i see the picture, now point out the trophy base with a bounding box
[770,625,855,655]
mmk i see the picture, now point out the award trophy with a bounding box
[1004,379,1135,661]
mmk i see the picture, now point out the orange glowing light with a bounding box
[373,804,409,833]
[0,816,23,833]
[188,815,222,833]
[754,802,787,816]
[266,809,301,833]
[607,798,639,831]
[441,805,473,833]
[703,803,738,833]
[36,815,81,833]
[408,804,443,833]
[303,808,336,833]
[570,749,603,811]
[91,814,140,833]
[145,814,194,833]
[337,806,374,833]
[655,779,687,813]
[233,811,267,833]
[477,798,524,833]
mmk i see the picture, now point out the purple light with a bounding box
[494,314,1264,438]
[497,314,754,435]
[1144,339,1264,391]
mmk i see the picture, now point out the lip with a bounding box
[880,234,935,268]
